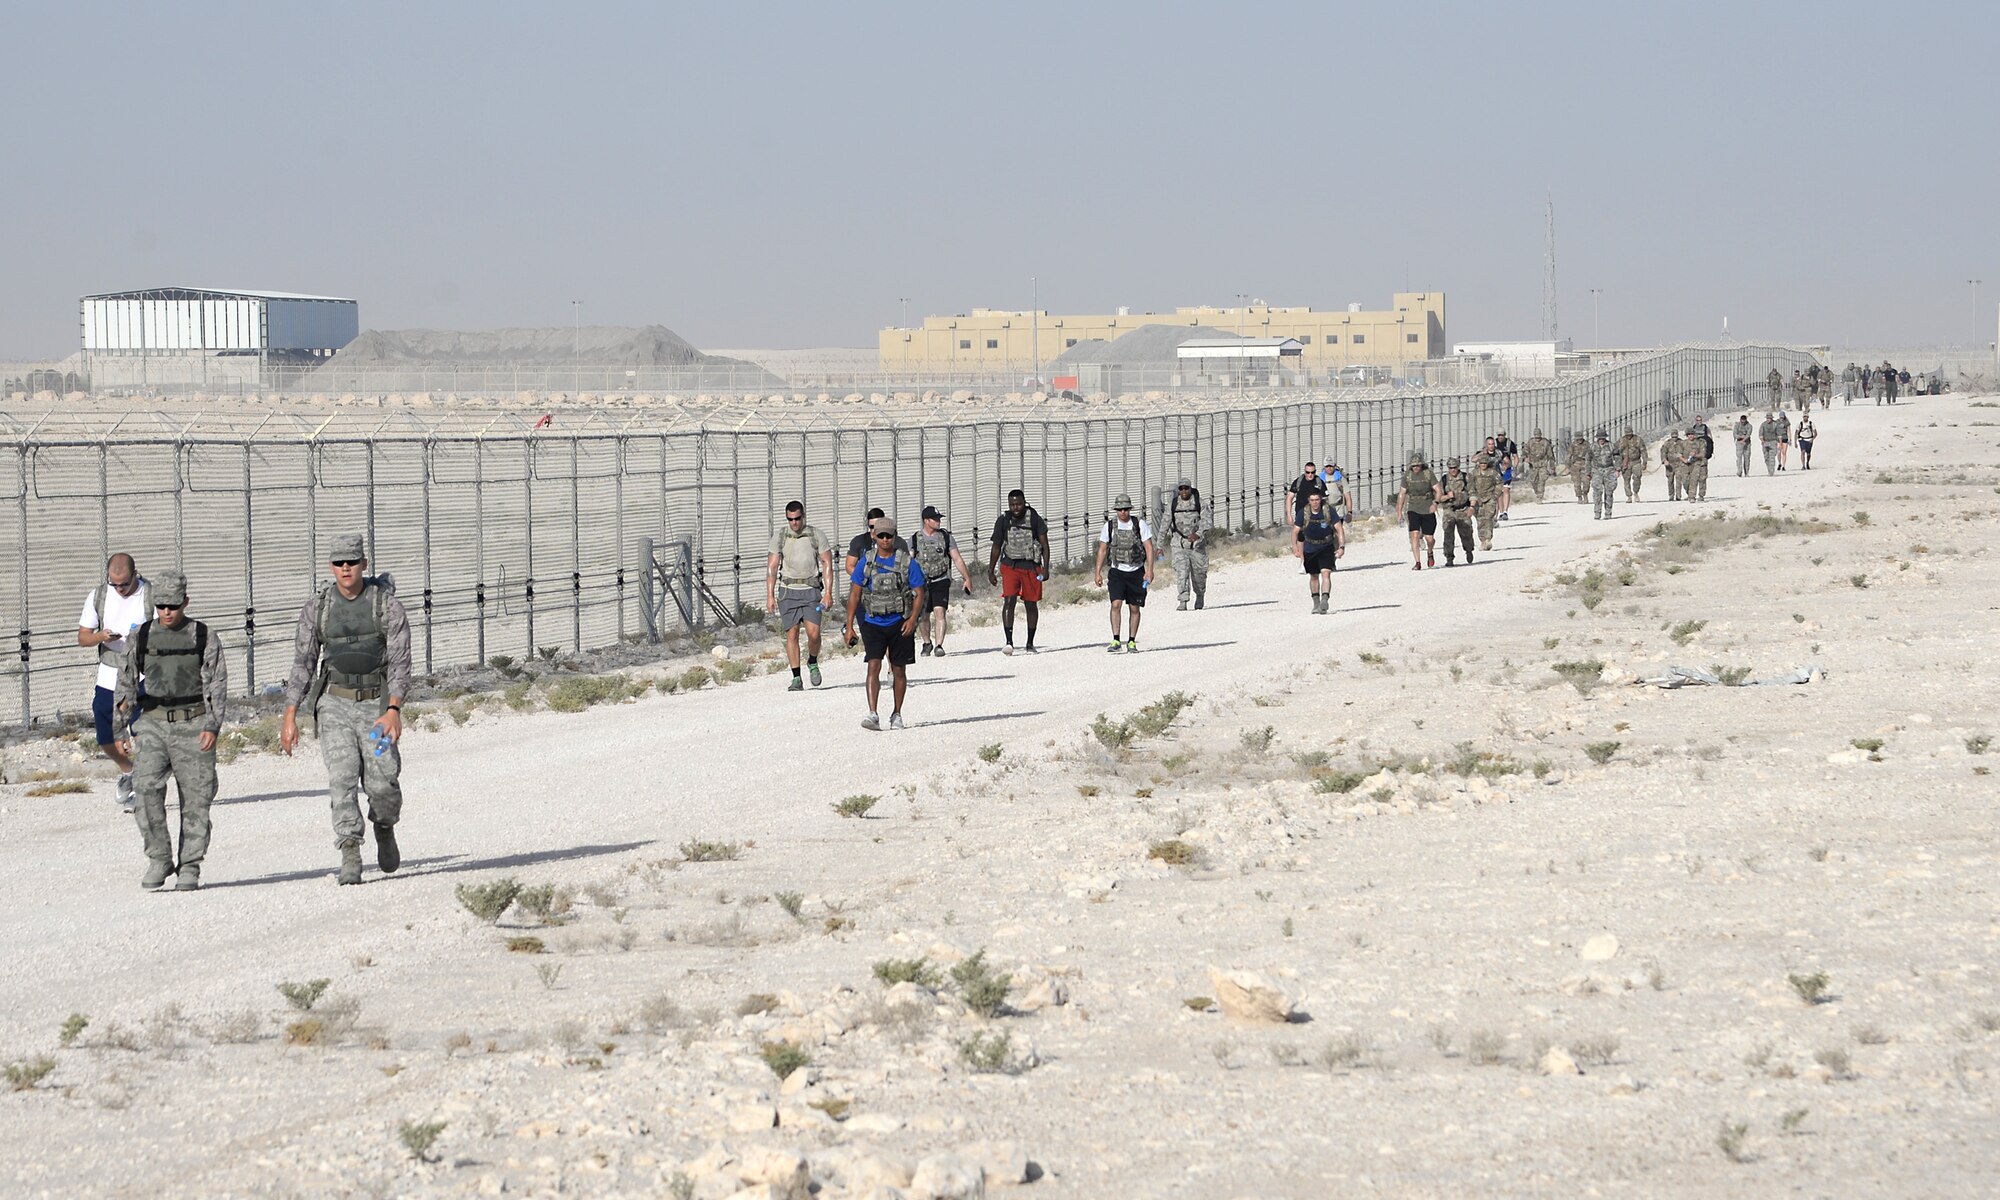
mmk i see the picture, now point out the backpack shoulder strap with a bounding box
[133,620,150,676]
[92,582,109,631]
[315,583,332,640]
[194,620,208,659]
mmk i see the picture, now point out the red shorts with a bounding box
[999,563,1044,601]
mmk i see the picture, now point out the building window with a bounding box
[1406,333,1419,343]
[1352,334,1366,345]
[1298,335,1312,345]
[959,339,971,350]
[1323,334,1338,345]
[985,339,999,349]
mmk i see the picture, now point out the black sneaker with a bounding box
[920,642,933,656]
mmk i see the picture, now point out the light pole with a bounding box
[898,297,909,328]
[1970,280,1982,346]
[1589,288,1602,349]
[571,299,580,394]
[1031,276,1039,389]
[1234,293,1248,335]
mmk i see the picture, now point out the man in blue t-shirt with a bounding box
[843,519,926,731]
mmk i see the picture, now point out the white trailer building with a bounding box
[79,286,358,389]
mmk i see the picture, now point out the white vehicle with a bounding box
[1335,364,1392,386]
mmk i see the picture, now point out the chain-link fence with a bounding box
[0,343,1814,728]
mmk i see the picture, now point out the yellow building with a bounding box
[878,293,1446,374]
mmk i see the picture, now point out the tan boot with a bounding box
[337,843,363,886]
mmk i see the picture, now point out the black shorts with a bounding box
[1406,512,1437,536]
[1302,546,1338,574]
[860,622,916,665]
[1107,570,1148,606]
[924,581,953,610]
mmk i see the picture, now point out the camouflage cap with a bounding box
[1596,430,1610,440]
[328,532,366,562]
[151,569,187,606]
[1408,450,1425,465]
[1447,456,1461,468]
[1113,493,1133,509]
[1534,428,1543,436]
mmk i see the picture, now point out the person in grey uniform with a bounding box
[1163,477,1210,610]
[112,569,226,892]
[1589,430,1619,520]
[279,533,413,886]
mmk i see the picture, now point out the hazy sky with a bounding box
[3,1,1993,358]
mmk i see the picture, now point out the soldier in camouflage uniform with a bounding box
[1523,429,1557,501]
[1590,430,1619,520]
[1566,435,1591,502]
[280,533,414,886]
[1733,413,1754,477]
[1661,430,1689,502]
[113,569,226,892]
[1469,454,1504,550]
[1616,428,1647,501]
[1767,367,1784,408]
[1757,410,1783,475]
[1163,477,1210,611]
[1437,458,1475,566]
[1684,423,1711,500]
[1396,451,1442,570]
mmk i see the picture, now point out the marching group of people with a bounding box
[76,367,1886,888]
[1773,361,1942,409]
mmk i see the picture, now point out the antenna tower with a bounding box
[1543,199,1558,342]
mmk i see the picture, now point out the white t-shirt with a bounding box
[1098,518,1153,571]
[79,578,151,691]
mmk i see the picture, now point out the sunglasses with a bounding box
[1115,507,1132,513]
[331,559,362,567]
[155,602,183,612]
[875,532,896,540]
[787,514,805,521]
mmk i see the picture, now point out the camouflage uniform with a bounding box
[1438,461,1475,564]
[1766,368,1783,407]
[1684,425,1710,500]
[1523,432,1556,500]
[1616,431,1647,500]
[1757,413,1782,475]
[1733,415,1753,476]
[1566,437,1591,502]
[1589,434,1619,519]
[1662,433,1688,501]
[1469,460,1503,549]
[284,533,415,884]
[112,570,226,891]
[1162,479,1210,609]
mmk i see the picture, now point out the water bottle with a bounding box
[369,727,390,758]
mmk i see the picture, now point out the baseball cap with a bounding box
[874,517,898,536]
[151,569,188,606]
[921,505,942,521]
[328,532,366,562]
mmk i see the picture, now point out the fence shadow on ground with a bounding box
[201,839,655,890]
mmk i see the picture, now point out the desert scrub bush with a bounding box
[1240,726,1275,753]
[1852,1024,1890,1046]
[1851,511,1871,527]
[654,675,678,695]
[736,993,779,1016]
[678,839,741,862]
[774,890,804,919]
[1445,743,1520,777]
[1814,1047,1852,1079]
[716,659,753,684]
[24,779,89,797]
[1127,691,1195,737]
[58,1014,88,1048]
[283,1018,327,1046]
[456,878,523,923]
[1788,971,1832,1005]
[515,883,572,925]
[503,681,534,710]
[759,1041,810,1079]
[1850,573,1868,589]
[1669,619,1706,646]
[534,962,563,990]
[678,665,712,691]
[1357,651,1387,667]
[545,675,625,713]
[1849,737,1883,754]
[1716,1120,1752,1164]
[1583,740,1620,765]
[216,715,284,763]
[1312,770,1368,795]
[957,1029,1017,1073]
[1551,660,1605,695]
[1148,838,1200,866]
[951,949,1012,1018]
[833,794,879,819]
[1291,749,1330,770]
[398,1119,447,1162]
[873,957,943,988]
[1315,1032,1369,1072]
[4,1056,56,1091]
[1184,996,1215,1012]
[977,742,1002,763]
[1465,1029,1506,1066]
[276,979,331,1012]
[1089,713,1135,751]
[505,936,545,954]
[1570,1035,1621,1066]
[1966,733,1993,755]
[1712,664,1753,686]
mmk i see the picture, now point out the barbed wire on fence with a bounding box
[0,343,1816,728]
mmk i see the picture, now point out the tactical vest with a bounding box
[1301,508,1339,549]
[776,525,823,589]
[859,552,914,618]
[914,530,952,580]
[92,579,150,668]
[320,585,389,690]
[1167,492,1203,536]
[133,618,207,711]
[1000,512,1041,563]
[1105,519,1144,568]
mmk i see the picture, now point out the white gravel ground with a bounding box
[1,395,1996,1198]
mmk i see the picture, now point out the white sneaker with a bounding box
[1002,644,1015,656]
[890,712,906,731]
[860,712,881,732]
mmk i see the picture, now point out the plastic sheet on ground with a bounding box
[1636,664,1826,689]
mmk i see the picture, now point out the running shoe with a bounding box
[787,675,804,692]
[1107,640,1123,653]
[860,712,881,731]
[933,643,946,657]
[1427,550,1436,568]
[808,663,822,687]
[920,643,933,657]
[1023,644,1039,654]
[1002,643,1015,656]
[1125,640,1139,654]
[890,712,906,731]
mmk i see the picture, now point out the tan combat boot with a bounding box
[337,843,363,886]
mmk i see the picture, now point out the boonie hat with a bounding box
[1113,493,1133,509]
[151,569,188,606]
[328,532,366,562]
[1447,456,1460,468]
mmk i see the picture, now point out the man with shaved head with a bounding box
[78,552,150,811]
